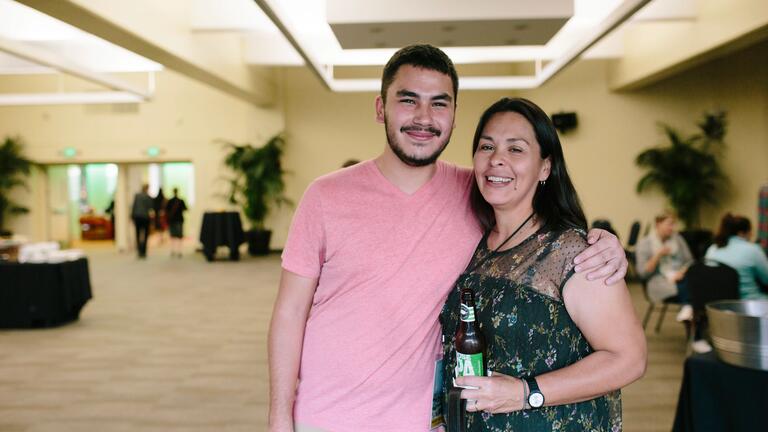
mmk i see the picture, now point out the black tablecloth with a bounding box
[0,258,92,328]
[199,211,244,261]
[673,351,768,431]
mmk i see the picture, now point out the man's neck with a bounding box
[374,151,438,195]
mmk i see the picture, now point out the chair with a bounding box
[679,229,714,262]
[625,221,641,281]
[641,280,687,334]
[626,221,641,249]
[686,260,739,342]
[591,218,618,237]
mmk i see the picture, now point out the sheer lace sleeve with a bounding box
[470,228,588,302]
[549,229,589,292]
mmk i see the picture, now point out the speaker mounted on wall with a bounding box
[551,112,578,134]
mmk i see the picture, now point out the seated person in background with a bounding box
[341,158,360,168]
[705,213,768,300]
[636,211,694,321]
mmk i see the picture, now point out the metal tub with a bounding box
[707,300,768,371]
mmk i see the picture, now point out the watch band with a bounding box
[524,376,545,409]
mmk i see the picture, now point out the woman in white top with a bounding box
[635,211,694,321]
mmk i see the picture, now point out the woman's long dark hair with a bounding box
[713,213,751,247]
[469,97,587,233]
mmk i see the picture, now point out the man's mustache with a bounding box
[400,125,442,137]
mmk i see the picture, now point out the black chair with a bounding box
[679,229,714,262]
[641,280,687,334]
[625,221,641,281]
[686,260,739,342]
[591,218,618,237]
[626,221,641,248]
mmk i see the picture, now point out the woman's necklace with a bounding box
[465,212,535,274]
[489,212,536,252]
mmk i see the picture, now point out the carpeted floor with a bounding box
[0,247,687,431]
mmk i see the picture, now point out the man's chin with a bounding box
[401,157,435,167]
[386,133,450,167]
[393,148,442,167]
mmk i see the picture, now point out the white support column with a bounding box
[115,163,130,253]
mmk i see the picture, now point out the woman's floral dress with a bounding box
[440,227,622,431]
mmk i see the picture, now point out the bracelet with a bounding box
[521,378,529,410]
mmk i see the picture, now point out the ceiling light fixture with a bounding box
[0,91,145,106]
[256,0,652,91]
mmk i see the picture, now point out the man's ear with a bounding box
[375,96,385,124]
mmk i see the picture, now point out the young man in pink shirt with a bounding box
[268,45,627,432]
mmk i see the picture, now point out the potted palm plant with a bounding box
[635,111,729,258]
[0,136,34,237]
[223,134,292,255]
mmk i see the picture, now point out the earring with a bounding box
[539,180,546,186]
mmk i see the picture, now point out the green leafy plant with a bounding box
[635,111,729,228]
[0,136,34,234]
[222,134,292,230]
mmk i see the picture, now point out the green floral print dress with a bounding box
[440,227,622,432]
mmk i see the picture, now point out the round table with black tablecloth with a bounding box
[673,351,768,432]
[199,211,245,261]
[0,258,92,328]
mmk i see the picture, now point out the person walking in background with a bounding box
[705,213,768,299]
[636,211,695,321]
[153,188,167,245]
[131,184,154,259]
[341,158,360,168]
[105,198,115,236]
[165,187,188,258]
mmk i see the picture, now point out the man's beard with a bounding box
[384,116,451,167]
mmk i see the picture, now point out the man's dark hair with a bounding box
[380,44,459,104]
[469,97,587,233]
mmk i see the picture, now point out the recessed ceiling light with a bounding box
[265,0,651,91]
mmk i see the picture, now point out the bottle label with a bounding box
[455,352,484,378]
[460,304,475,322]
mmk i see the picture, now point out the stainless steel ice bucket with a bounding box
[707,300,768,371]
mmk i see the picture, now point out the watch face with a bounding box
[529,392,544,408]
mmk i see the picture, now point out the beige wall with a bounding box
[0,68,284,245]
[280,39,768,246]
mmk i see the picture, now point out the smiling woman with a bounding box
[441,97,646,432]
[473,110,551,215]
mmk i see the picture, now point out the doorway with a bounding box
[45,162,194,251]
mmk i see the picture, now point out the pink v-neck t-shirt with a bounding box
[281,160,482,431]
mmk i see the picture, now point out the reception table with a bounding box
[0,257,92,328]
[199,211,244,261]
[673,351,768,431]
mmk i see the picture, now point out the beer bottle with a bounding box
[454,288,486,380]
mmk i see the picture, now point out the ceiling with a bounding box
[0,0,701,105]
[329,19,571,49]
[325,0,574,49]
